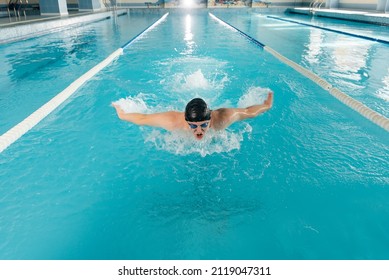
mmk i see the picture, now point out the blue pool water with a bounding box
[0,12,162,135]
[0,11,388,260]
[214,11,389,117]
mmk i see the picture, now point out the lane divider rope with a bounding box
[0,13,169,154]
[209,13,389,132]
[267,16,389,45]
[209,12,265,48]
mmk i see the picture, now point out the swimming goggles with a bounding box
[188,122,209,129]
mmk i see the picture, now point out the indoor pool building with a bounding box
[0,0,388,260]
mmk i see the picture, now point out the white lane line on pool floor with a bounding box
[0,13,170,154]
[121,13,169,49]
[0,48,123,154]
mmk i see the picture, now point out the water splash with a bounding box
[186,69,212,89]
[238,86,271,108]
[157,56,230,103]
[113,86,270,156]
[144,124,252,157]
[112,93,155,113]
[164,69,228,94]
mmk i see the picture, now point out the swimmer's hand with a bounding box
[264,91,273,108]
[112,102,125,115]
[112,102,141,123]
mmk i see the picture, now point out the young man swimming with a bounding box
[112,91,273,140]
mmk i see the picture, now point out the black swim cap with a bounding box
[185,98,211,122]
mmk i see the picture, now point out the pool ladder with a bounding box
[4,0,38,22]
[6,0,27,21]
[309,0,325,14]
[103,0,117,11]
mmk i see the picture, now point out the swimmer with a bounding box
[112,91,273,140]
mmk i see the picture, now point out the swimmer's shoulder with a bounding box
[159,111,186,131]
[211,108,234,130]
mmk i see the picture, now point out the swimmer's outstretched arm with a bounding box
[214,91,273,129]
[240,91,273,119]
[112,103,179,131]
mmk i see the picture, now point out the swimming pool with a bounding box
[213,11,389,118]
[0,10,388,260]
[0,12,162,135]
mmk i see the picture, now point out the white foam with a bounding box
[144,124,252,157]
[168,69,228,94]
[112,93,153,113]
[238,86,271,108]
[157,56,230,103]
[185,69,211,89]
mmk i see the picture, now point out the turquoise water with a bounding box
[214,11,389,117]
[0,11,388,260]
[282,12,389,41]
[0,13,162,135]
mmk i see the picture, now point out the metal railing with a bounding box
[309,0,325,13]
[6,0,39,22]
[103,0,118,11]
[7,0,22,21]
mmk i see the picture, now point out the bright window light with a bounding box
[182,0,195,8]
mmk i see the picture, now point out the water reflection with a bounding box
[304,28,324,65]
[182,14,196,55]
[300,26,389,116]
[331,38,370,82]
[377,70,389,102]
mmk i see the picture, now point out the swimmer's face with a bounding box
[187,121,210,140]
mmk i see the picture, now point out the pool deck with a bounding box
[0,10,91,27]
[0,9,127,44]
